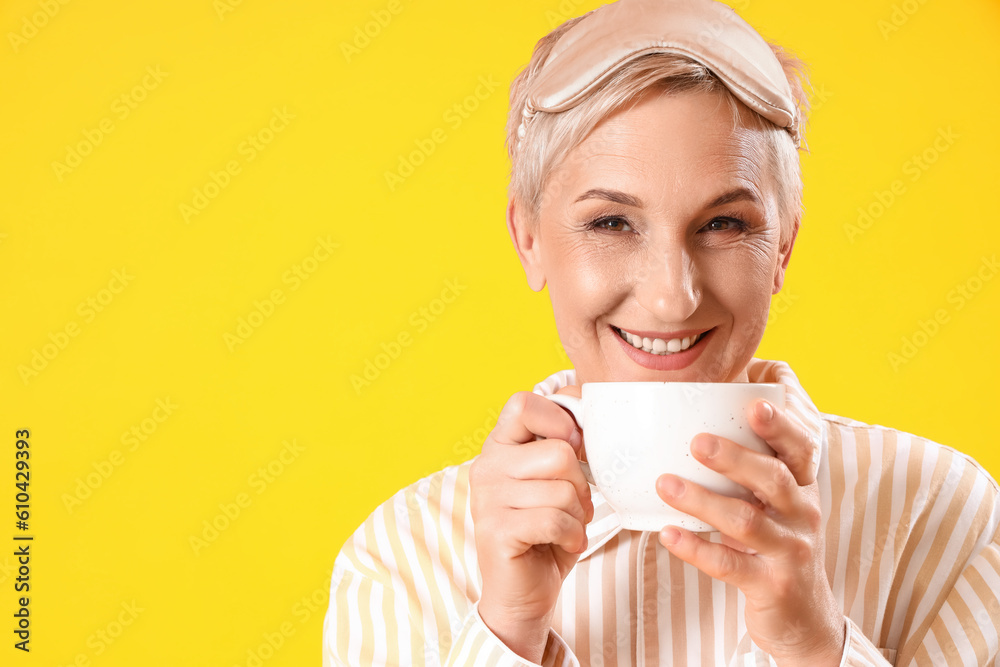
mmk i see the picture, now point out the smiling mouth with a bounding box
[611,326,708,356]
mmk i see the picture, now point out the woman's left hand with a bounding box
[656,399,845,667]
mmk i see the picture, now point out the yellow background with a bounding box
[1,0,998,664]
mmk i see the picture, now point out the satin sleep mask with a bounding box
[516,0,800,149]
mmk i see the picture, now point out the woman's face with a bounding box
[508,89,797,384]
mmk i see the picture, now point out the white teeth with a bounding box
[616,327,703,356]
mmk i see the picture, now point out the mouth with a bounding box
[610,324,713,371]
[611,326,708,355]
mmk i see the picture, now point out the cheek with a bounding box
[706,248,777,332]
[544,242,625,337]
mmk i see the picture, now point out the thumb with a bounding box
[552,385,585,456]
[554,384,582,399]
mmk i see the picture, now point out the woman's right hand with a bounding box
[469,387,593,662]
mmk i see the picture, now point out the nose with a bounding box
[632,245,701,323]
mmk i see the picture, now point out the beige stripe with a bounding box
[822,424,845,587]
[912,639,932,664]
[710,550,727,666]
[451,465,473,600]
[475,629,498,666]
[333,572,354,662]
[356,576,375,665]
[697,567,715,666]
[842,426,871,615]
[898,455,975,657]
[643,534,660,665]
[587,553,602,662]
[685,543,705,666]
[541,634,562,664]
[879,432,926,646]
[966,559,1000,622]
[916,469,995,652]
[602,532,620,666]
[575,552,591,665]
[380,573,398,665]
[360,516,403,661]
[885,442,950,644]
[929,618,965,667]
[724,575,738,662]
[964,562,1000,657]
[979,536,1000,579]
[405,484,453,657]
[861,429,895,637]
[653,540,672,664]
[784,402,810,437]
[628,532,641,666]
[851,623,892,663]
[553,639,567,664]
[555,564,576,651]
[669,550,687,665]
[341,522,379,580]
[380,498,427,666]
[444,617,473,667]
[428,472,467,654]
[946,584,989,664]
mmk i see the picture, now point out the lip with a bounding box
[613,326,708,340]
[612,325,713,371]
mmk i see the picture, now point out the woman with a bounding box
[324,0,1000,664]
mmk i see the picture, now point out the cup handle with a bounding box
[544,394,595,486]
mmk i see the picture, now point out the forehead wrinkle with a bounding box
[569,141,649,168]
[553,149,647,199]
[691,145,770,200]
[556,104,777,212]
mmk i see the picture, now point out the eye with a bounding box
[702,217,747,232]
[588,216,633,232]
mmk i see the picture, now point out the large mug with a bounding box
[546,382,785,532]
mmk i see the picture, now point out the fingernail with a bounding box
[660,476,684,498]
[660,527,680,546]
[570,430,582,449]
[692,435,719,459]
[755,400,774,422]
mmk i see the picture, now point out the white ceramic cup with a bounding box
[546,382,785,532]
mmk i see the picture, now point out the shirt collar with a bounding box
[530,358,826,560]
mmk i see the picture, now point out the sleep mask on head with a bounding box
[516,0,801,149]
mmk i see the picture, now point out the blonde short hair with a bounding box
[505,13,811,242]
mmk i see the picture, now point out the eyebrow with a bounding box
[707,187,762,208]
[574,189,643,207]
[574,187,762,209]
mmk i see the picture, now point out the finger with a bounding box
[501,479,590,525]
[493,391,582,451]
[689,433,802,517]
[506,507,588,556]
[656,474,783,553]
[746,400,819,485]
[497,440,592,516]
[658,525,763,589]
